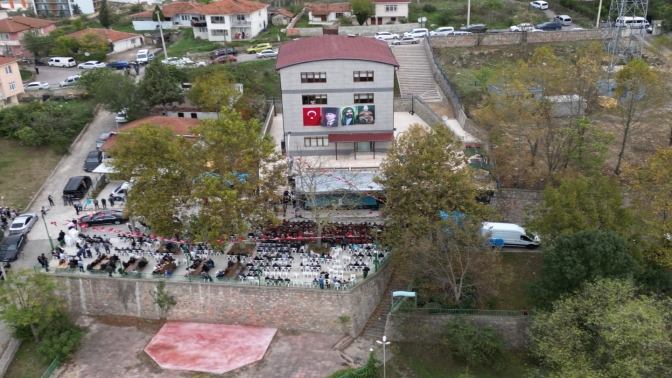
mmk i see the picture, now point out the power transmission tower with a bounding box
[603,0,649,68]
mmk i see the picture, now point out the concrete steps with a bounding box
[359,273,407,340]
[392,44,443,103]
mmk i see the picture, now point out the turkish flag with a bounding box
[303,107,321,126]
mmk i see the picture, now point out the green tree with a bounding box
[98,0,112,28]
[138,61,184,112]
[151,4,164,22]
[78,30,109,54]
[72,4,82,15]
[530,278,672,377]
[349,0,375,25]
[52,35,79,57]
[529,230,641,308]
[20,29,53,57]
[150,281,176,319]
[187,70,239,113]
[72,18,84,31]
[78,69,142,121]
[526,175,633,244]
[442,317,507,368]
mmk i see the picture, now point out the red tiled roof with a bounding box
[10,16,56,28]
[0,16,56,33]
[100,116,201,151]
[308,3,350,16]
[131,1,205,18]
[0,57,18,66]
[0,18,30,33]
[68,28,141,43]
[275,36,399,70]
[199,0,268,15]
[276,9,294,18]
[329,132,394,143]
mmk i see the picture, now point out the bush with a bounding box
[398,17,408,24]
[422,4,437,13]
[36,325,85,363]
[441,317,507,368]
[435,10,452,26]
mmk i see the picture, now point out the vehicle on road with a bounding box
[48,57,76,67]
[393,36,420,45]
[210,55,237,64]
[116,109,128,123]
[404,28,429,38]
[213,47,238,56]
[482,222,540,249]
[554,15,572,25]
[78,60,106,69]
[84,150,104,172]
[247,43,272,53]
[452,31,473,35]
[79,210,128,226]
[536,21,562,30]
[9,213,38,234]
[24,81,49,91]
[374,31,399,40]
[59,75,81,88]
[530,0,548,9]
[136,49,155,64]
[510,23,535,32]
[96,132,115,149]
[107,61,131,70]
[63,176,93,200]
[111,182,130,199]
[430,27,455,36]
[0,233,26,262]
[34,58,47,66]
[460,24,488,33]
[256,49,279,58]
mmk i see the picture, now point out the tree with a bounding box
[98,0,112,28]
[78,30,109,54]
[526,175,633,244]
[78,68,142,121]
[0,270,65,343]
[72,18,84,31]
[529,230,641,308]
[52,36,79,57]
[72,4,82,15]
[20,29,53,57]
[612,59,665,174]
[151,4,164,22]
[187,70,239,113]
[441,317,507,368]
[529,278,672,377]
[150,281,176,319]
[138,61,184,112]
[349,0,375,25]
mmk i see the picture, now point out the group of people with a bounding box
[0,207,20,229]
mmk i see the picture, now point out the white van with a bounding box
[481,222,540,249]
[136,49,155,64]
[615,16,649,29]
[48,57,76,67]
[554,15,572,26]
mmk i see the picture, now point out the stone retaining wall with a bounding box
[430,29,611,48]
[393,96,443,128]
[338,23,421,35]
[490,189,544,224]
[56,262,391,336]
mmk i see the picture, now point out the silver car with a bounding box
[59,75,81,88]
[393,37,420,45]
[24,82,50,91]
[256,49,279,58]
[9,213,38,234]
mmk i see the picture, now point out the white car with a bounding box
[24,81,50,91]
[430,27,455,36]
[59,75,81,88]
[9,213,38,234]
[452,31,473,35]
[510,23,535,32]
[116,109,128,123]
[256,49,278,58]
[374,31,399,40]
[404,29,429,38]
[78,60,106,69]
[393,36,420,45]
[530,0,548,9]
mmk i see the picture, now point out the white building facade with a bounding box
[199,0,268,42]
[371,0,410,25]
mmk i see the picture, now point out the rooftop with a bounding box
[68,28,141,43]
[0,57,18,66]
[276,9,294,18]
[131,2,204,18]
[199,0,268,15]
[307,3,350,16]
[100,116,201,151]
[275,36,399,70]
[0,16,55,32]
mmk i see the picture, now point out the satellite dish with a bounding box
[418,17,427,22]
[85,52,90,56]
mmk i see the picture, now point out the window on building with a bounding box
[5,66,11,75]
[211,16,225,24]
[302,94,327,104]
[211,29,228,36]
[391,17,397,21]
[198,27,207,33]
[385,5,397,11]
[181,15,189,21]
[304,136,329,147]
[236,15,246,21]
[191,113,198,118]
[335,13,344,18]
[131,38,136,44]
[177,112,184,117]
[354,93,374,103]
[301,72,326,83]
[9,82,15,91]
[0,33,8,40]
[353,71,374,82]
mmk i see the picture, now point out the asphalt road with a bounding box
[29,65,81,88]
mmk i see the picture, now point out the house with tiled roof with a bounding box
[0,57,24,107]
[275,36,399,158]
[371,0,410,25]
[271,9,294,26]
[131,2,206,31]
[196,0,269,42]
[307,3,351,24]
[100,116,202,152]
[0,15,56,57]
[68,28,144,53]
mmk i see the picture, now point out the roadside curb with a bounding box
[0,338,21,376]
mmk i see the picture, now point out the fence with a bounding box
[40,357,60,378]
[395,308,524,316]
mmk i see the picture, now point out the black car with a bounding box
[83,150,103,172]
[460,24,488,33]
[536,21,562,31]
[213,47,238,56]
[0,233,26,262]
[79,210,128,226]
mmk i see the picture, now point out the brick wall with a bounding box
[429,29,611,48]
[57,262,391,336]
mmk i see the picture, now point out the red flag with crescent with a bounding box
[303,107,321,126]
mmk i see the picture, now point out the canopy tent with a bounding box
[92,160,118,174]
[295,171,381,194]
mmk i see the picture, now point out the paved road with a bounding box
[28,65,80,88]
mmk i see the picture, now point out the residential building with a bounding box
[275,36,399,159]
[0,57,24,107]
[271,9,294,26]
[33,0,100,17]
[0,0,31,11]
[68,28,144,53]
[307,3,351,24]
[0,16,56,57]
[100,116,202,152]
[131,2,205,31]
[371,0,410,25]
[196,0,269,42]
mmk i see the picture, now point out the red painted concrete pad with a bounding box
[144,322,277,374]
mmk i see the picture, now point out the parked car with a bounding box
[24,82,49,91]
[111,182,130,199]
[78,60,106,69]
[96,132,115,149]
[510,23,535,32]
[452,31,473,35]
[59,75,81,88]
[83,150,104,172]
[107,61,131,70]
[34,58,47,66]
[116,109,128,123]
[136,49,154,64]
[9,213,38,234]
[78,210,128,226]
[0,233,26,262]
[213,47,239,56]
[430,27,455,36]
[536,21,562,30]
[247,43,272,53]
[256,49,278,58]
[460,24,488,33]
[210,55,238,64]
[530,0,548,9]
[374,31,399,40]
[393,36,420,45]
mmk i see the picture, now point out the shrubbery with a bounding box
[441,317,507,368]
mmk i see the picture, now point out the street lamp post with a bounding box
[155,10,168,60]
[42,214,54,250]
[376,335,391,378]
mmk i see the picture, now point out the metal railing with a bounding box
[396,308,524,316]
[40,357,60,378]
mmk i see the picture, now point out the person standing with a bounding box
[103,239,111,254]
[48,194,55,206]
[93,241,101,255]
[93,199,99,210]
[108,196,115,207]
[134,62,139,76]
[78,259,84,272]
[74,204,80,215]
[35,66,39,75]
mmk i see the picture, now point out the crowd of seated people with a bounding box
[153,254,176,275]
[260,220,385,244]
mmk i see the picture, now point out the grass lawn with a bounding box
[225,59,281,98]
[19,70,33,81]
[254,25,293,43]
[168,29,222,57]
[294,14,311,29]
[5,340,51,378]
[0,139,62,210]
[497,252,543,310]
[111,23,141,33]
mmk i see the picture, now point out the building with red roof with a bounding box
[68,28,144,53]
[371,0,411,25]
[275,36,399,159]
[307,3,351,24]
[197,0,269,42]
[0,15,56,57]
[100,116,202,152]
[131,2,206,31]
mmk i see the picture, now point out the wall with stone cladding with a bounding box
[429,29,610,48]
[338,23,421,36]
[299,28,324,37]
[57,262,391,336]
[386,313,530,349]
[393,96,443,128]
[490,189,544,224]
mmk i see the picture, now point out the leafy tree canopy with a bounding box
[349,0,375,25]
[78,69,142,120]
[78,30,109,54]
[187,70,239,113]
[98,0,112,28]
[138,61,184,111]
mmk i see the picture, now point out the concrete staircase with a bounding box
[359,273,408,340]
[392,43,443,103]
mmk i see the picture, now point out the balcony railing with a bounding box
[191,20,206,27]
[231,20,251,26]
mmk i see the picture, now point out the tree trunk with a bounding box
[316,220,323,248]
[30,323,39,343]
[614,125,630,175]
